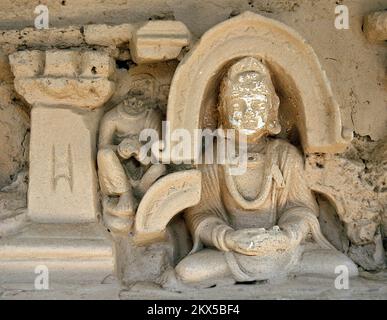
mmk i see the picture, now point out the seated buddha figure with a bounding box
[161,57,358,289]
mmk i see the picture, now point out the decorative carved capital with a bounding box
[9,49,115,109]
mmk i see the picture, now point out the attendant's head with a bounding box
[119,94,153,115]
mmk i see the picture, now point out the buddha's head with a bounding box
[218,57,281,141]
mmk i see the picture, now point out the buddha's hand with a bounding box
[224,226,297,256]
[117,137,141,159]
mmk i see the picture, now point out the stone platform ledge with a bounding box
[0,272,386,300]
[0,223,115,285]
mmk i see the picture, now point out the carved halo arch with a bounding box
[135,12,353,242]
[166,11,352,161]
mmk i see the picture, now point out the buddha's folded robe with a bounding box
[184,139,336,281]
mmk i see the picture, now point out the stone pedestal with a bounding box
[0,49,116,284]
[0,223,114,285]
[28,107,101,222]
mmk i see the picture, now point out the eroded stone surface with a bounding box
[363,11,387,42]
[129,21,190,64]
[0,171,29,237]
[84,24,134,47]
[366,138,387,236]
[0,84,29,190]
[306,136,386,270]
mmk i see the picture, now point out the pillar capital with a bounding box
[9,49,115,109]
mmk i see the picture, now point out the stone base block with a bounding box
[28,107,102,223]
[0,223,115,286]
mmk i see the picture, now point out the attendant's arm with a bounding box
[98,113,117,152]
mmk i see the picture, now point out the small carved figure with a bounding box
[161,57,357,289]
[97,95,166,232]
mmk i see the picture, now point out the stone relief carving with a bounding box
[97,94,166,232]
[0,11,385,293]
[165,12,353,158]
[158,57,357,289]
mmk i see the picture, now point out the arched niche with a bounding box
[166,11,352,161]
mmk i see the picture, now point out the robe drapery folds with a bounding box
[185,138,335,256]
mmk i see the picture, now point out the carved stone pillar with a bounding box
[0,49,116,285]
[9,49,115,223]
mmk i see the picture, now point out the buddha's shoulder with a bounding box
[267,138,303,159]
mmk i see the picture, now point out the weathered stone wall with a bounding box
[0,62,29,189]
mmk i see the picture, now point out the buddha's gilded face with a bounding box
[219,58,281,140]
